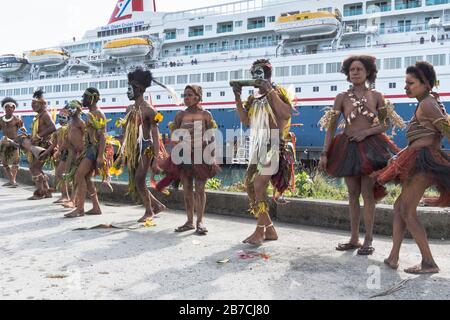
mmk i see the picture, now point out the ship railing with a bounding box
[163,0,299,22]
[343,21,439,35]
[162,40,279,58]
[443,14,450,24]
[157,36,450,71]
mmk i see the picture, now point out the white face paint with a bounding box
[59,114,70,125]
[252,66,266,80]
[67,103,78,117]
[127,84,135,101]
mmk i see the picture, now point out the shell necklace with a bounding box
[346,88,375,125]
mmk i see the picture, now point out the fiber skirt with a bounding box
[326,133,400,177]
[156,156,220,192]
[373,146,450,207]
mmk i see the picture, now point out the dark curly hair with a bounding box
[33,89,45,100]
[341,55,378,84]
[1,97,18,108]
[128,67,154,89]
[406,61,437,89]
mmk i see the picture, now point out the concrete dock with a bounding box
[1,179,449,300]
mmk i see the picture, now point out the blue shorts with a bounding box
[86,144,98,161]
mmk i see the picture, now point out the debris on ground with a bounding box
[236,250,270,260]
[369,278,412,299]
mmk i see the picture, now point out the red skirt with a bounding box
[271,144,296,197]
[156,156,220,192]
[327,133,399,177]
[326,133,400,201]
[373,146,450,207]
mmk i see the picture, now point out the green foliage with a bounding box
[224,181,247,193]
[203,171,440,206]
[205,178,222,191]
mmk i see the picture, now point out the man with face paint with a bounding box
[28,89,56,200]
[373,61,450,274]
[156,85,220,235]
[0,97,26,187]
[65,88,106,218]
[115,67,166,223]
[39,108,71,203]
[61,100,85,209]
[232,59,296,246]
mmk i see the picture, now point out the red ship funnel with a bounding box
[108,0,144,24]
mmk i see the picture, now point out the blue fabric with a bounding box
[85,144,98,161]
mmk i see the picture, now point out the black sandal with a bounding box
[357,246,375,256]
[336,243,362,251]
[175,224,195,233]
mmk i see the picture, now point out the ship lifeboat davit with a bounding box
[0,54,29,75]
[28,49,69,67]
[275,11,339,37]
[103,38,152,57]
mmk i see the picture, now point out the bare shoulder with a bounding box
[175,110,186,119]
[336,92,347,100]
[77,119,86,129]
[334,92,347,110]
[145,102,157,115]
[370,89,384,99]
[94,109,106,120]
[202,110,213,119]
[42,111,53,122]
[420,97,444,118]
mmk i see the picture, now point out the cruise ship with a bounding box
[1,0,450,159]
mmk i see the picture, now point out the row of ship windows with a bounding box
[95,16,280,41]
[164,16,276,40]
[97,25,151,39]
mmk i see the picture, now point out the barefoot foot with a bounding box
[243,227,265,246]
[153,203,166,216]
[64,209,85,218]
[85,209,102,216]
[54,197,69,204]
[138,213,154,223]
[62,201,76,209]
[404,262,440,274]
[264,224,278,241]
[384,258,399,270]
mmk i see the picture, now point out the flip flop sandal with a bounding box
[175,224,195,233]
[195,227,209,235]
[336,243,362,251]
[357,246,375,256]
